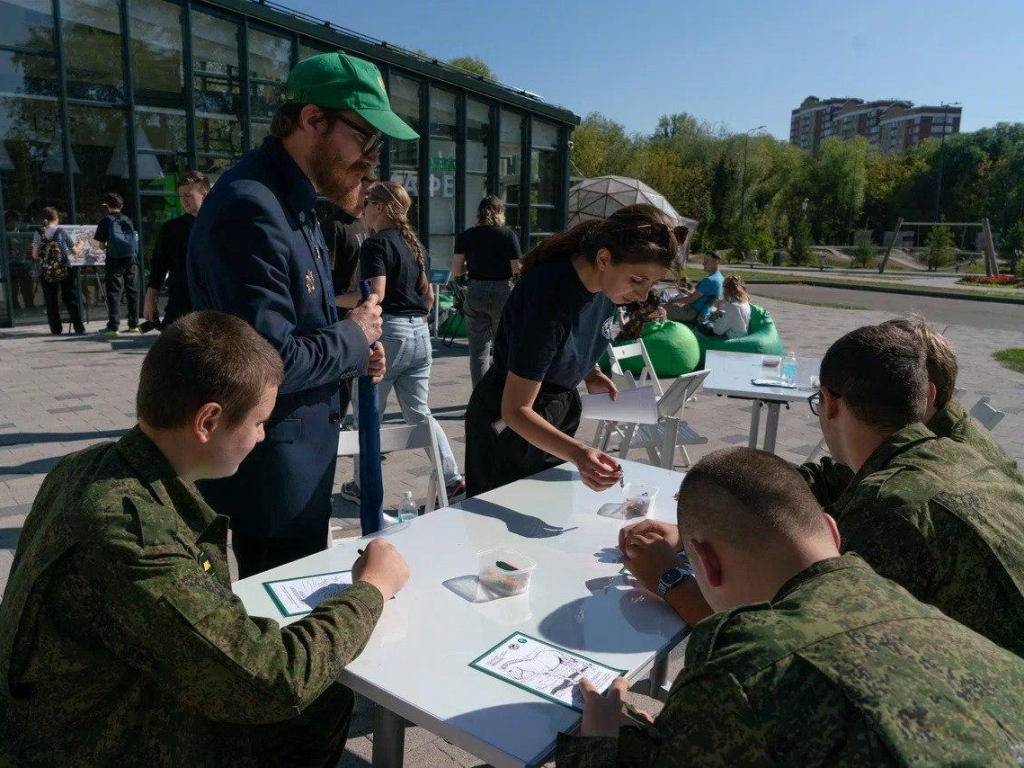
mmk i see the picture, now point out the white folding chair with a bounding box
[612,370,710,469]
[330,419,449,546]
[607,339,665,397]
[969,396,1005,432]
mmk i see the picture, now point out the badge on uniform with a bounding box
[306,270,316,294]
[198,552,212,572]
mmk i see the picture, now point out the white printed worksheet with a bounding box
[470,632,625,711]
[263,570,354,617]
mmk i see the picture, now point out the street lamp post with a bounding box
[738,125,766,259]
[934,102,959,221]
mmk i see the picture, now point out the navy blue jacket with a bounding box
[187,137,369,538]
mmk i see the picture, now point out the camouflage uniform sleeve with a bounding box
[837,498,934,600]
[797,458,855,509]
[556,671,767,767]
[86,501,384,725]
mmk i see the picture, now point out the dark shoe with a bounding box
[74,326,86,335]
[340,481,361,503]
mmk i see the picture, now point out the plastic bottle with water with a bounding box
[781,351,798,386]
[396,491,418,523]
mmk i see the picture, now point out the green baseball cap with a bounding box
[285,52,419,141]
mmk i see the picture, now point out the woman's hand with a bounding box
[584,368,618,401]
[570,444,623,491]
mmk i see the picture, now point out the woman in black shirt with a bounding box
[465,204,683,497]
[341,181,465,504]
[452,195,523,387]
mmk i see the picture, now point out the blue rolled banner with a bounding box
[358,280,384,534]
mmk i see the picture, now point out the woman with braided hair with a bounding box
[340,181,465,505]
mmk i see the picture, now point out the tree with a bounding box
[790,219,812,266]
[852,231,876,269]
[999,220,1024,275]
[925,226,956,271]
[448,56,496,82]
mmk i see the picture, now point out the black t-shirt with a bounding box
[359,227,431,317]
[493,257,617,391]
[148,213,194,295]
[325,208,370,296]
[455,225,521,280]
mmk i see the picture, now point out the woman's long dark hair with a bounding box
[517,204,686,282]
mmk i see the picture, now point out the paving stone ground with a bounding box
[1,290,1022,767]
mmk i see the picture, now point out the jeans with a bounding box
[104,258,140,330]
[464,279,511,388]
[353,315,461,486]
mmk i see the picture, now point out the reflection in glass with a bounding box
[388,74,420,224]
[140,193,181,276]
[62,0,125,103]
[135,107,187,194]
[499,110,522,231]
[465,173,486,227]
[68,104,131,224]
[249,28,291,120]
[298,40,328,62]
[0,0,54,51]
[0,94,65,222]
[0,50,58,99]
[466,99,490,172]
[532,120,558,150]
[531,148,560,205]
[130,0,185,111]
[429,87,456,269]
[250,120,270,148]
[192,11,242,160]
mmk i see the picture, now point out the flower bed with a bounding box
[957,274,1024,287]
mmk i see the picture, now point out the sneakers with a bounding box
[123,325,142,334]
[97,328,119,338]
[339,481,360,503]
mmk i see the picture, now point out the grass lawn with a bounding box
[994,349,1024,375]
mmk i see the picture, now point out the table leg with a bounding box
[372,707,406,768]
[763,402,781,454]
[748,401,762,449]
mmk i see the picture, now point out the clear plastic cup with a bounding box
[477,547,537,597]
[621,483,658,519]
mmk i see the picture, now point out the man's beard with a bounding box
[309,135,364,212]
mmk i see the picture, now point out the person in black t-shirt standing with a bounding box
[453,195,522,388]
[93,192,140,337]
[340,181,465,504]
[328,174,376,307]
[143,170,210,329]
[464,205,683,498]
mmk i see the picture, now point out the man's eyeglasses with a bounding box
[808,388,838,416]
[334,113,383,156]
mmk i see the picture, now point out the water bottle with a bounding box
[781,351,797,385]
[396,491,418,523]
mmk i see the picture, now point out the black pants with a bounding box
[232,527,329,580]
[248,682,354,767]
[160,289,191,328]
[105,258,139,330]
[41,269,83,335]
[464,364,582,498]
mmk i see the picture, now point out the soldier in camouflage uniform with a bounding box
[800,323,1024,657]
[0,312,410,765]
[561,448,1024,766]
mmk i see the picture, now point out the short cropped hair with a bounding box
[819,323,928,430]
[678,447,827,544]
[269,102,346,139]
[103,193,123,210]
[880,315,957,408]
[176,170,211,193]
[136,311,284,429]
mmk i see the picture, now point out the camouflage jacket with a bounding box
[830,422,1024,657]
[929,397,1021,480]
[557,555,1024,767]
[0,427,384,765]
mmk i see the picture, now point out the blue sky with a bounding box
[286,0,1024,138]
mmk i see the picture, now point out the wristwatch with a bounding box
[657,555,695,599]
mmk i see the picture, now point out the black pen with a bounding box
[357,549,364,555]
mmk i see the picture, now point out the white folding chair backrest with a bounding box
[337,419,449,510]
[607,339,664,396]
[658,369,710,420]
[968,396,1005,432]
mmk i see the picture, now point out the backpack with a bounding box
[40,232,69,284]
[105,213,138,260]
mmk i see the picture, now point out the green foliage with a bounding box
[750,226,776,264]
[993,349,1024,375]
[448,56,496,81]
[998,220,1024,275]
[790,219,813,265]
[925,226,956,271]
[853,231,876,269]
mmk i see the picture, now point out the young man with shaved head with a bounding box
[558,448,1024,766]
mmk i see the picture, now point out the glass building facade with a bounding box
[0,0,578,327]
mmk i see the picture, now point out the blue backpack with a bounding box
[105,213,138,260]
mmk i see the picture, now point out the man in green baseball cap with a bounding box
[187,50,421,584]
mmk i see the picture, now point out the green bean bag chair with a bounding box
[600,320,701,377]
[692,303,784,368]
[436,293,467,338]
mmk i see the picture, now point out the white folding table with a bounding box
[701,350,821,454]
[233,459,688,768]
